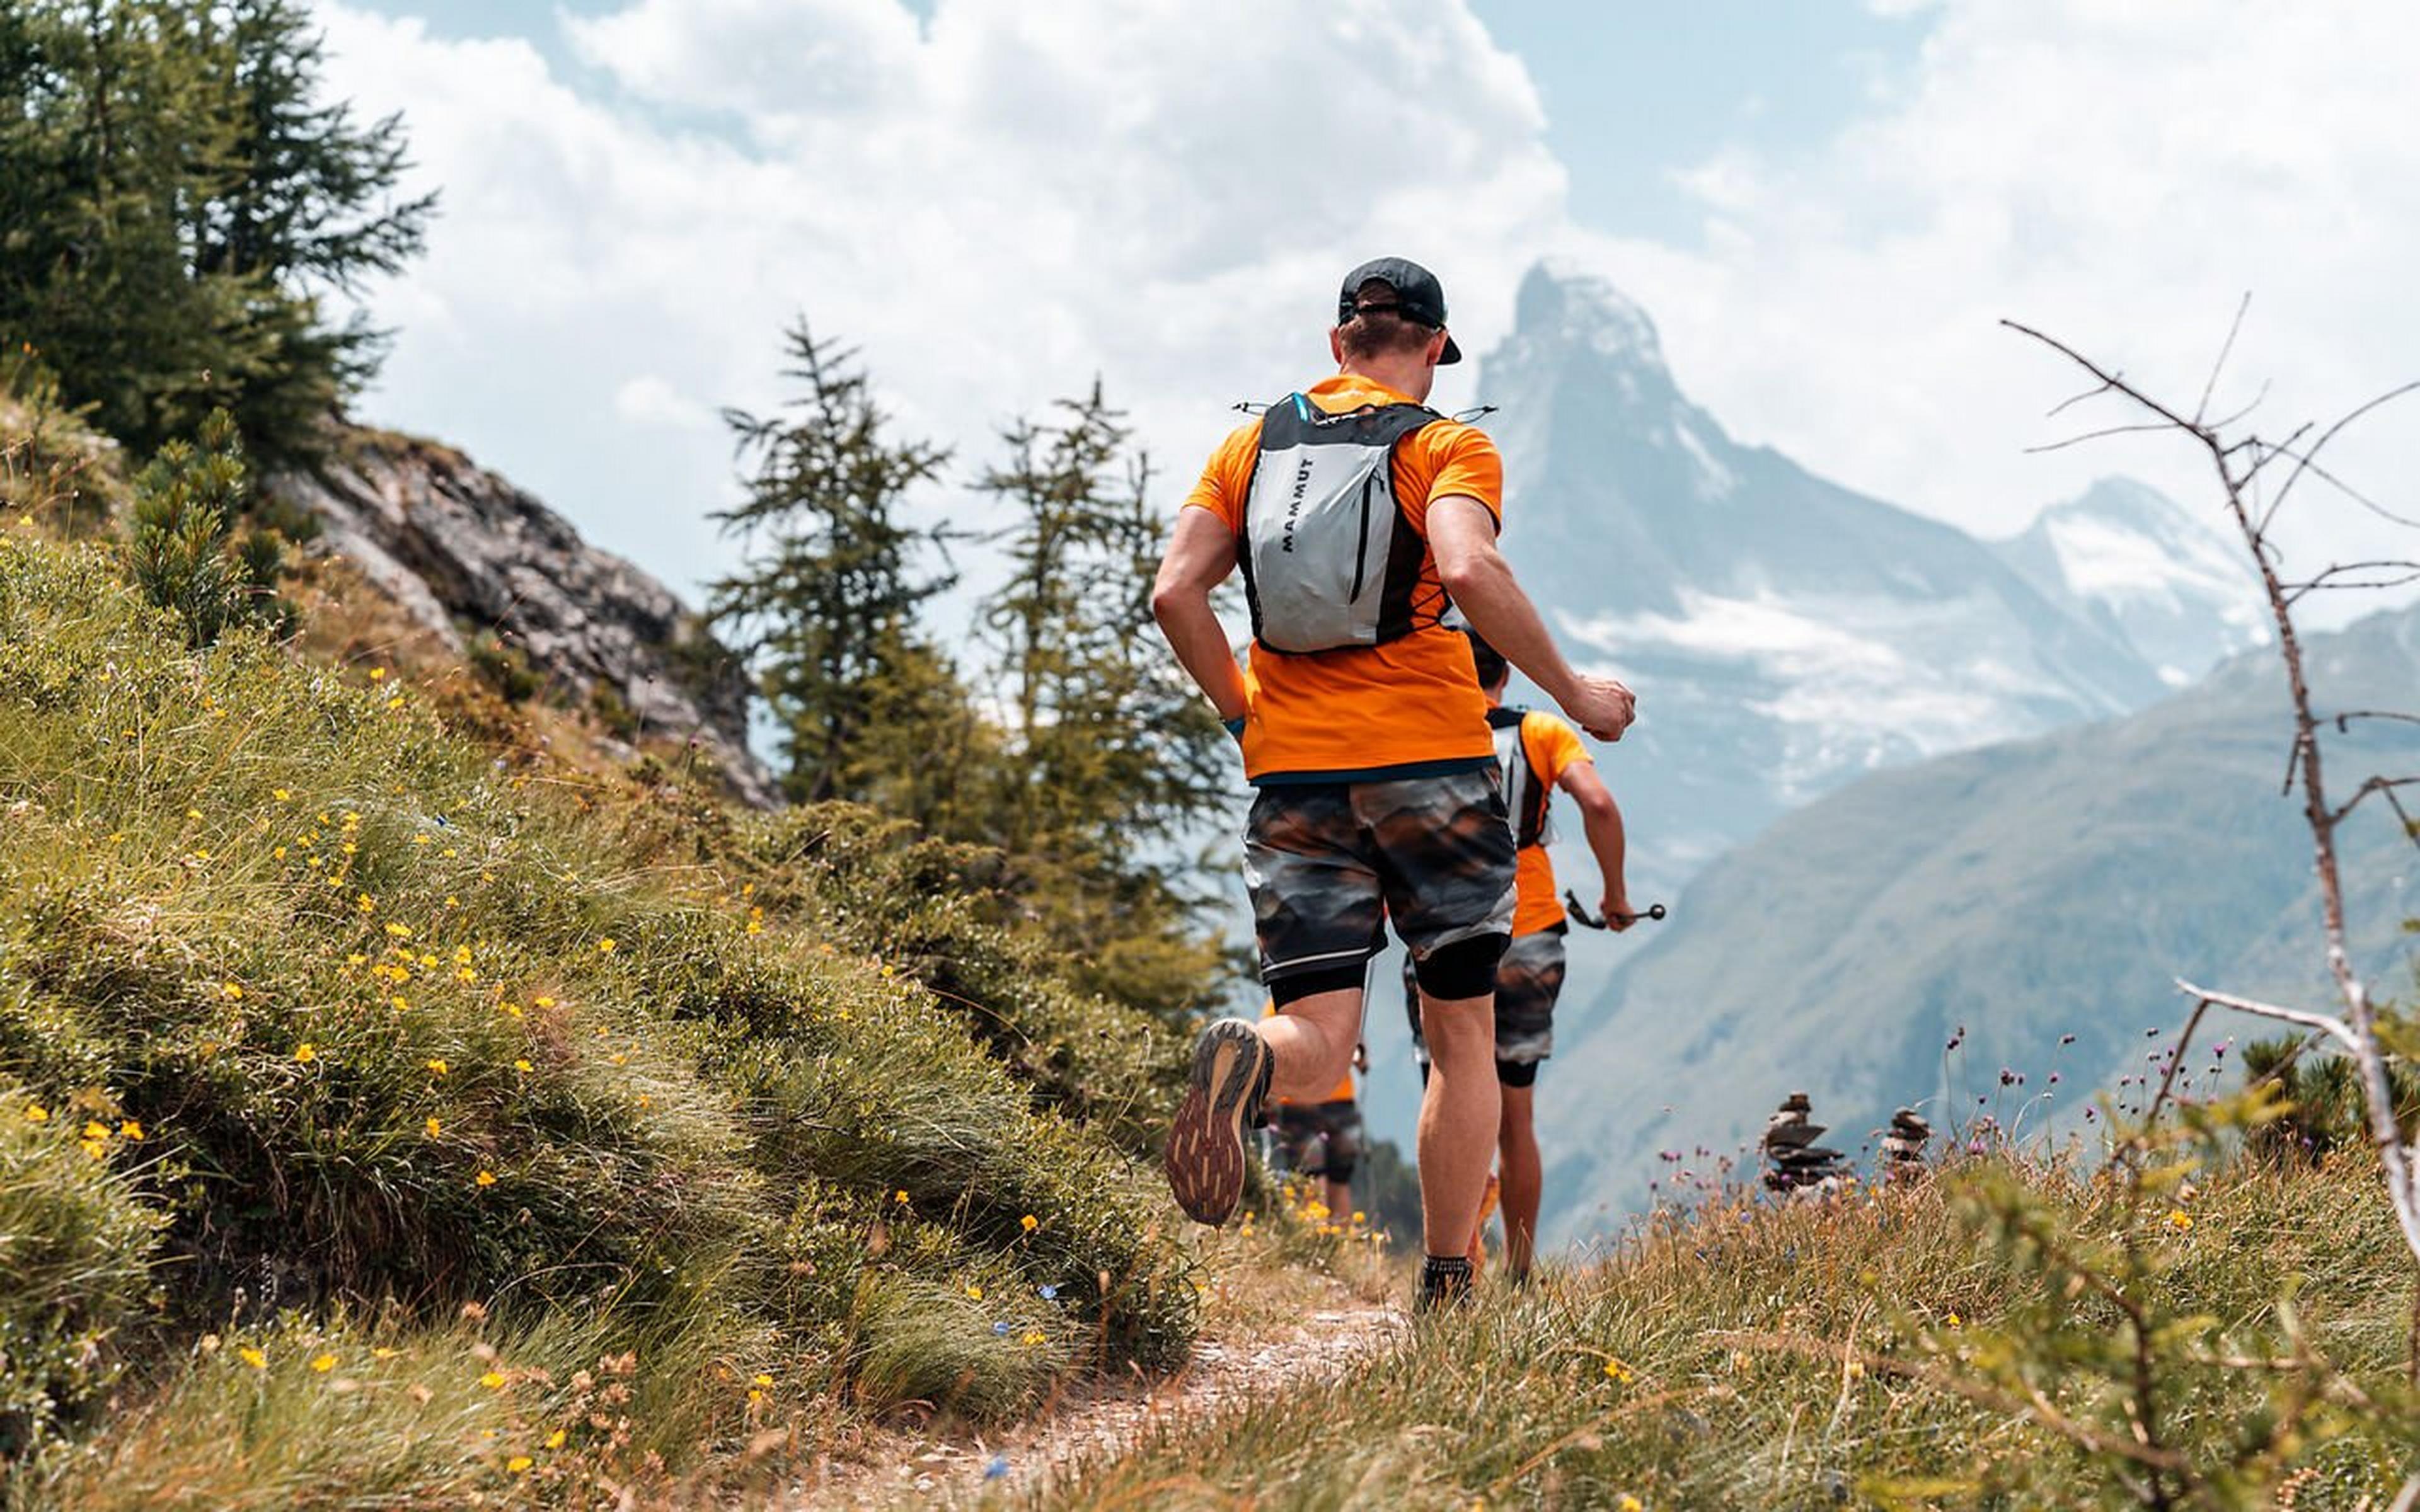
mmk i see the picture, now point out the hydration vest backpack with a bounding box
[1490,706,1552,849]
[1236,394,1444,655]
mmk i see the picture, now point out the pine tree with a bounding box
[975,382,1231,1014]
[0,0,432,461]
[708,323,975,821]
[978,381,1230,861]
[125,408,294,647]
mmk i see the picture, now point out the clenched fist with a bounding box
[1561,674,1636,742]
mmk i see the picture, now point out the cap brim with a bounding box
[1440,333,1463,365]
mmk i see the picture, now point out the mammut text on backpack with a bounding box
[1236,394,1443,655]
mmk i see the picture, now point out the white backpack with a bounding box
[1237,394,1444,655]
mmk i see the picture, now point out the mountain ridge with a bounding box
[1535,598,2420,1240]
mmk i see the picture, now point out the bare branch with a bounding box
[2204,379,2272,433]
[2001,320,2213,443]
[2331,776,2420,828]
[2194,291,2252,425]
[2047,377,2123,419]
[2333,709,2420,733]
[2174,980,2360,1053]
[2264,380,2420,526]
[2024,420,2187,455]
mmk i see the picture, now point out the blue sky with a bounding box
[313,1,2418,607]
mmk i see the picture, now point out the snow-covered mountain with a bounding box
[1991,476,2267,689]
[1347,265,2274,1169]
[1476,263,2251,892]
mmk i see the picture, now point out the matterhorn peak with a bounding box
[1515,260,1665,369]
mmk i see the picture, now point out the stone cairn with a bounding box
[1761,1092,1849,1195]
[1878,1108,1933,1183]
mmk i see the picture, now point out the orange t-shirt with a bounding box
[1259,1000,1354,1105]
[1509,710,1593,937]
[1185,374,1503,784]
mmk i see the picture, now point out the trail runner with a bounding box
[1406,626,1635,1284]
[1150,256,1635,1310]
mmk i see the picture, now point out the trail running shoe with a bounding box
[1165,1018,1272,1226]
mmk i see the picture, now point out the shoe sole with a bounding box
[1165,1020,1267,1226]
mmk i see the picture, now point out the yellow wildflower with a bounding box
[294,1043,316,1063]
[478,1371,505,1389]
[1618,1498,1644,1512]
[1020,1214,1039,1232]
[274,789,291,801]
[310,1353,337,1373]
[368,668,388,681]
[475,1170,497,1188]
[2167,1210,2194,1232]
[425,1116,442,1138]
[1604,1358,1634,1383]
[24,1104,47,1123]
[118,1119,143,1140]
[506,1456,533,1474]
[514,1059,533,1074]
[372,1347,400,1360]
[221,982,243,1000]
[426,1059,449,1076]
[965,1284,983,1300]
[596,937,617,954]
[239,1347,267,1370]
[544,1428,567,1450]
[83,1121,108,1140]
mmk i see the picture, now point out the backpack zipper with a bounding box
[1349,472,1376,601]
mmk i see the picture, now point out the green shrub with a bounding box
[0,532,1197,1482]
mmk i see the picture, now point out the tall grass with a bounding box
[0,534,1199,1498]
[1030,1150,2417,1510]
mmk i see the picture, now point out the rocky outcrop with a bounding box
[268,427,780,808]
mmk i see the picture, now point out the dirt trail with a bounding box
[800,1279,1402,1508]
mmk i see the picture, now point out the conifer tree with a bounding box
[125,408,294,647]
[975,384,1231,1013]
[708,323,977,822]
[0,0,432,461]
[978,381,1230,862]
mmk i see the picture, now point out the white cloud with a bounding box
[313,0,1565,600]
[613,375,718,432]
[320,0,2419,621]
[1579,0,2420,592]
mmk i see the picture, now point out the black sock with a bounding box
[1418,1254,1473,1310]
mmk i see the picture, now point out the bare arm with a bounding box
[1151,508,1250,722]
[1429,496,1636,740]
[1559,760,1634,929]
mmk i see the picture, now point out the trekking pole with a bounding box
[1565,890,1667,930]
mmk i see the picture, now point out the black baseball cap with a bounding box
[1337,256,1463,365]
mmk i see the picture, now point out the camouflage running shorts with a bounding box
[1405,925,1570,1079]
[1243,769,1517,987]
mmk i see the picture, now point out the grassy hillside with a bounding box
[1034,1148,2418,1509]
[1540,604,2420,1239]
[0,521,1201,1503]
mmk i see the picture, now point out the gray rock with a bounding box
[268,427,779,810]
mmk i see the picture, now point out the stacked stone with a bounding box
[1761,1092,1848,1194]
[1878,1108,1933,1183]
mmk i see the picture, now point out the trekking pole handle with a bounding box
[1564,890,1667,930]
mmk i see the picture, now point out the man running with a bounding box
[1151,255,1635,1310]
[1406,626,1635,1284]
